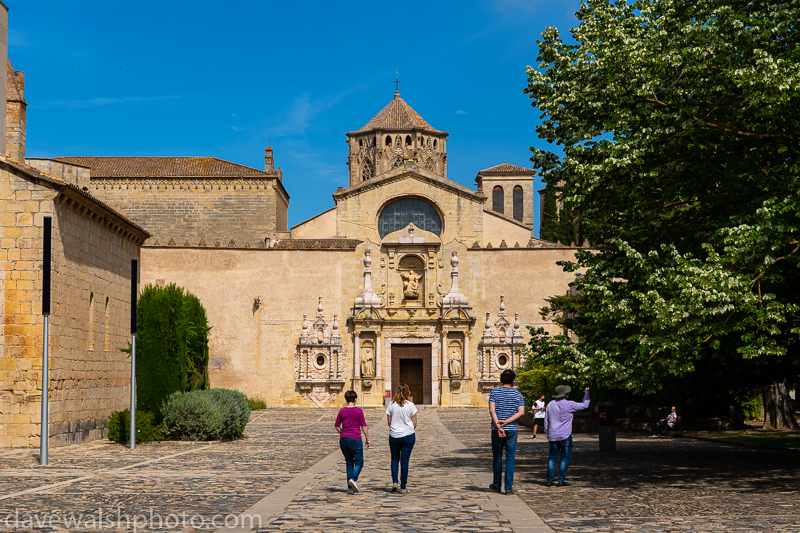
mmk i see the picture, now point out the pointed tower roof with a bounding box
[347,93,447,136]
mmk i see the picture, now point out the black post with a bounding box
[40,217,52,465]
[130,259,138,450]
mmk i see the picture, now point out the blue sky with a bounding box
[8,0,581,233]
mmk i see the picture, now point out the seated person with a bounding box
[650,406,677,438]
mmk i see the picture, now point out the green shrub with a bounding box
[130,284,211,421]
[247,397,267,410]
[107,409,165,442]
[161,391,223,441]
[161,388,249,441]
[203,389,250,439]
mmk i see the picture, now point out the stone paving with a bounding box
[0,407,798,532]
[438,409,800,533]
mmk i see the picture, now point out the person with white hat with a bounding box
[544,385,590,487]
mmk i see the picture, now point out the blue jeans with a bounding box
[491,430,518,493]
[339,438,364,483]
[389,433,416,489]
[547,434,573,483]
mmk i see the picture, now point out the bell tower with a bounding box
[345,91,449,187]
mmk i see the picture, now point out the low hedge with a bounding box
[161,388,250,441]
[107,409,165,443]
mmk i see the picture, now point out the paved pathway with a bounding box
[0,408,798,532]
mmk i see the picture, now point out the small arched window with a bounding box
[420,136,424,145]
[104,297,110,351]
[513,186,524,222]
[385,136,392,146]
[493,186,504,214]
[359,139,363,148]
[88,292,95,351]
[433,139,438,150]
[405,135,412,146]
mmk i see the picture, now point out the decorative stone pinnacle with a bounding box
[317,296,324,318]
[442,251,469,308]
[499,295,506,318]
[483,312,492,339]
[355,249,383,308]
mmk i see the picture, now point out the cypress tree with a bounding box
[540,186,559,242]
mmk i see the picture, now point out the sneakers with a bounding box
[391,483,398,493]
[649,435,659,438]
[347,488,354,494]
[348,479,359,494]
[488,484,501,493]
[398,488,409,494]
[532,435,537,439]
[545,480,554,487]
[504,490,516,495]
[557,481,571,487]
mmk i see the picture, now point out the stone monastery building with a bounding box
[1,8,584,445]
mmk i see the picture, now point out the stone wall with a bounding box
[139,244,581,408]
[0,163,144,448]
[88,178,283,245]
[140,246,347,407]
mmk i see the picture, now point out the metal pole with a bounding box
[130,333,136,450]
[40,316,49,465]
[130,258,138,450]
[40,216,52,466]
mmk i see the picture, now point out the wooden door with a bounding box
[391,344,432,405]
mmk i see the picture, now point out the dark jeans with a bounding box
[491,430,518,493]
[547,434,573,483]
[339,437,364,483]
[389,433,416,489]
[655,421,670,435]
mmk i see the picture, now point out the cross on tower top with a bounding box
[394,70,400,94]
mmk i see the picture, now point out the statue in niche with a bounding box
[449,347,463,378]
[400,270,422,299]
[361,346,375,378]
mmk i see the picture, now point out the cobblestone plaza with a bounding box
[0,409,798,532]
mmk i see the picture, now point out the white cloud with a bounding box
[34,95,181,109]
[455,110,467,115]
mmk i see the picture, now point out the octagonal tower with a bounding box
[345,91,449,187]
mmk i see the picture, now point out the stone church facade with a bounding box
[104,92,583,408]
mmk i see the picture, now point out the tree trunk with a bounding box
[761,379,799,430]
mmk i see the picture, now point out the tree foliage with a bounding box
[524,0,800,428]
[132,284,211,418]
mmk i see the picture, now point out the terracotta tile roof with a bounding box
[271,239,363,250]
[52,156,276,178]
[0,155,150,239]
[348,93,446,135]
[478,162,535,175]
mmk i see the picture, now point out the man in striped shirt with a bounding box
[488,369,526,495]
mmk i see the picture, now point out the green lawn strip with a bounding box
[707,432,800,450]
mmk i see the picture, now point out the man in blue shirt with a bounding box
[488,369,525,495]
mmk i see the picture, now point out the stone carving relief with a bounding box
[360,341,376,378]
[294,297,346,407]
[398,255,424,303]
[448,341,463,378]
[477,295,526,391]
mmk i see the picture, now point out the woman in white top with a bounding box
[386,383,418,494]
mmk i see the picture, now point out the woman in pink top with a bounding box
[335,390,370,494]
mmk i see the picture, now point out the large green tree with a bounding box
[524,0,800,428]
